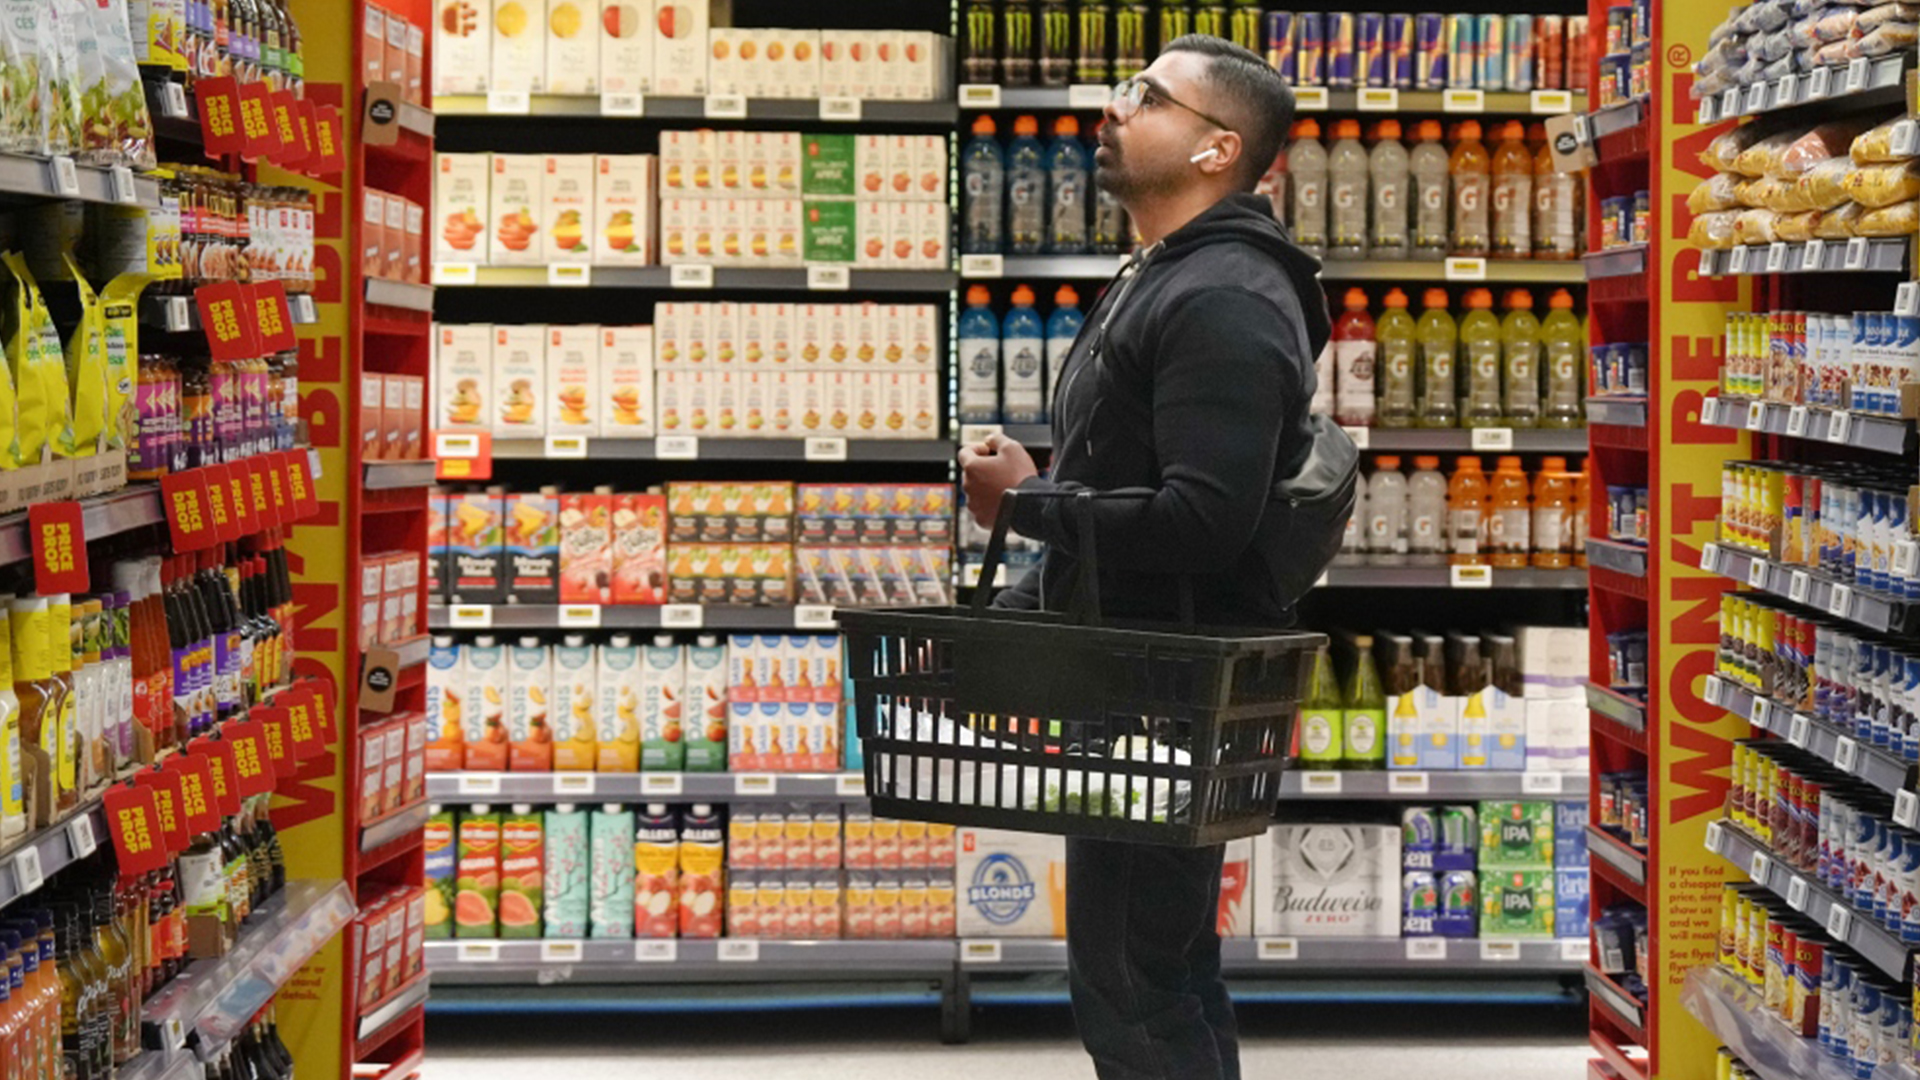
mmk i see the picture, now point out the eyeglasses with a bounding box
[1110,76,1236,134]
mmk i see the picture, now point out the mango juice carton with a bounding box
[599,0,653,94]
[1479,868,1556,937]
[505,488,560,605]
[650,0,707,95]
[424,808,456,937]
[499,805,545,937]
[558,489,613,604]
[679,804,725,937]
[543,0,597,93]
[540,154,594,264]
[634,804,679,937]
[684,636,728,771]
[594,154,655,266]
[450,490,506,604]
[589,804,635,937]
[432,0,490,96]
[639,636,686,771]
[488,153,544,266]
[551,634,598,771]
[600,326,654,437]
[545,324,599,438]
[435,322,491,429]
[610,493,667,604]
[489,0,545,92]
[491,323,546,436]
[462,636,510,770]
[542,805,590,937]
[1479,801,1556,867]
[455,806,502,937]
[595,634,641,771]
[507,637,552,772]
[426,637,465,770]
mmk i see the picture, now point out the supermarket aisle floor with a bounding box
[423,998,1591,1079]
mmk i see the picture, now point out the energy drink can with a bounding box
[1534,14,1564,89]
[1567,16,1590,88]
[1505,15,1534,91]
[1297,12,1326,86]
[1415,12,1446,89]
[1356,12,1387,88]
[1386,13,1415,88]
[1477,13,1504,90]
[1326,12,1357,89]
[1264,11,1297,82]
[1445,14,1476,89]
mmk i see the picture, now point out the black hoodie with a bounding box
[990,192,1332,627]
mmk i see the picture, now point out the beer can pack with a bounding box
[1401,870,1439,935]
[1445,14,1477,90]
[1439,869,1477,935]
[1477,13,1504,91]
[1385,13,1415,88]
[1415,12,1447,90]
[1297,12,1326,86]
[1355,12,1387,89]
[1264,11,1298,83]
[1326,12,1357,89]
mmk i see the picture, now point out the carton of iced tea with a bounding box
[634,804,680,937]
[684,636,728,771]
[559,489,613,604]
[610,493,668,605]
[425,638,464,770]
[499,806,544,938]
[424,807,456,938]
[507,637,552,772]
[550,635,598,771]
[640,637,686,771]
[455,806,501,937]
[595,635,641,772]
[543,806,590,937]
[590,805,635,937]
[462,637,510,770]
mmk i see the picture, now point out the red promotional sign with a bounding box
[27,501,88,595]
[248,281,297,354]
[187,737,244,817]
[223,720,277,798]
[102,785,169,876]
[223,463,254,536]
[254,706,294,772]
[291,100,318,168]
[132,768,191,855]
[246,457,279,529]
[196,76,244,154]
[159,469,217,552]
[235,80,275,158]
[195,282,259,361]
[161,754,221,835]
[201,465,240,544]
[313,105,346,175]
[286,694,323,759]
[267,90,304,166]
[263,459,290,520]
[282,451,319,520]
[307,676,338,743]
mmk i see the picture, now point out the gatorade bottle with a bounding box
[1342,480,1369,560]
[1002,286,1045,423]
[1571,459,1590,568]
[1376,288,1417,427]
[1343,636,1387,770]
[1532,457,1573,568]
[1045,286,1084,408]
[1006,115,1047,254]
[1366,456,1408,564]
[1448,456,1489,566]
[1289,119,1328,258]
[1501,289,1542,427]
[1299,647,1344,770]
[1328,118,1369,260]
[1311,341,1334,416]
[1532,121,1579,260]
[1046,116,1090,254]
[1409,120,1449,261]
[1541,289,1586,427]
[1488,455,1532,568]
[1369,119,1410,259]
[1407,455,1448,562]
[962,116,1005,254]
[1460,288,1503,428]
[1333,288,1377,427]
[958,286,1001,423]
[1449,120,1491,257]
[1416,289,1458,428]
[1490,120,1533,259]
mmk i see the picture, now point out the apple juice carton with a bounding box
[595,634,641,772]
[640,636,686,771]
[424,806,456,938]
[428,161,490,269]
[599,0,653,94]
[506,488,560,605]
[462,636,510,770]
[558,489,613,604]
[488,154,544,266]
[498,805,545,938]
[455,805,502,937]
[542,804,590,937]
[589,804,636,938]
[678,803,725,938]
[633,803,680,937]
[507,637,553,772]
[684,635,728,771]
[611,492,668,604]
[551,634,599,771]
[425,637,464,771]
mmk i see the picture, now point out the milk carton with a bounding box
[1253,824,1401,937]
[649,0,706,95]
[490,0,546,92]
[600,326,654,437]
[504,488,560,605]
[595,635,641,772]
[599,0,653,94]
[551,634,598,772]
[684,636,728,771]
[488,154,543,266]
[639,636,685,771]
[507,638,552,772]
[433,153,490,265]
[491,324,546,436]
[433,0,491,94]
[435,323,491,430]
[594,155,656,266]
[545,324,599,437]
[462,636,510,771]
[956,828,1067,938]
[544,0,598,93]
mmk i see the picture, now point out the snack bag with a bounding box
[1688,173,1745,214]
[1856,199,1919,235]
[84,0,157,169]
[2,252,67,466]
[98,273,150,452]
[1842,160,1920,207]
[1814,201,1866,238]
[1851,114,1916,163]
[58,255,105,458]
[1800,157,1855,209]
[0,3,49,155]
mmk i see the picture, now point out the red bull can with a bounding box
[1386,12,1415,87]
[1477,13,1504,90]
[1356,12,1387,88]
[1264,10,1297,83]
[1505,15,1534,90]
[1297,11,1326,86]
[1445,14,1476,89]
[1415,12,1446,88]
[1326,12,1357,89]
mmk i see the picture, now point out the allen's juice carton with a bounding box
[455,806,502,937]
[640,636,686,771]
[424,807,456,938]
[507,637,552,772]
[542,805,590,937]
[599,0,652,94]
[543,0,598,93]
[541,154,595,264]
[1478,868,1556,937]
[558,489,613,604]
[551,634,598,771]
[491,323,546,436]
[488,153,544,266]
[461,636,510,770]
[490,0,546,91]
[678,804,725,938]
[434,322,490,429]
[684,636,728,771]
[611,492,668,604]
[728,871,760,936]
[432,0,490,95]
[634,804,680,937]
[545,324,599,437]
[595,154,656,266]
[426,638,465,770]
[589,804,635,937]
[594,634,641,771]
[499,805,545,938]
[505,488,560,605]
[1478,801,1556,867]
[650,0,707,95]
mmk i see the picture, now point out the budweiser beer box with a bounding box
[1252,824,1401,938]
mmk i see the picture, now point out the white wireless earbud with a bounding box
[1190,147,1222,163]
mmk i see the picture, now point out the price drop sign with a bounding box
[223,720,278,798]
[159,470,216,552]
[131,768,191,856]
[195,76,244,153]
[248,282,298,354]
[101,785,168,876]
[27,502,88,595]
[161,754,221,835]
[235,80,275,158]
[187,736,244,817]
[195,282,260,361]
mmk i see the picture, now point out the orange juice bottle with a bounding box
[1449,120,1490,256]
[1488,456,1532,568]
[1571,458,1591,568]
[1448,456,1489,566]
[1531,458,1573,569]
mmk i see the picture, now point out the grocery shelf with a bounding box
[432,95,958,124]
[1708,674,1916,798]
[1700,395,1912,456]
[1585,100,1646,142]
[1586,825,1648,905]
[1587,684,1649,753]
[1318,566,1588,589]
[432,265,958,292]
[1281,769,1587,799]
[975,936,1585,975]
[0,153,161,209]
[1693,55,1911,125]
[365,279,436,312]
[427,602,844,633]
[363,461,437,490]
[362,801,431,853]
[1343,427,1593,452]
[0,799,110,913]
[1586,966,1648,1048]
[426,938,960,985]
[484,436,955,463]
[966,85,1585,117]
[356,976,431,1053]
[1584,246,1647,281]
[1709,820,1912,983]
[1585,539,1648,579]
[1697,237,1909,277]
[142,291,321,332]
[427,770,868,802]
[1586,398,1648,429]
[1681,966,1910,1080]
[398,103,435,138]
[1702,544,1920,638]
[974,254,1586,284]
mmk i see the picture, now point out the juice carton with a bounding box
[490,0,546,92]
[844,810,873,869]
[783,874,812,938]
[728,871,759,937]
[678,804,726,937]
[383,374,411,461]
[449,490,506,604]
[543,805,590,937]
[462,636,510,770]
[435,322,490,430]
[727,701,759,770]
[432,0,490,95]
[899,820,927,868]
[809,702,840,771]
[359,373,385,462]
[843,871,873,938]
[492,323,546,436]
[499,806,545,937]
[424,808,456,938]
[541,154,595,264]
[427,490,449,599]
[1478,868,1556,937]
[505,488,560,605]
[558,489,613,604]
[600,326,654,437]
[812,874,843,939]
[755,810,787,869]
[928,872,957,938]
[595,634,642,772]
[358,561,384,652]
[543,0,598,94]
[611,493,667,605]
[507,638,553,772]
[455,806,502,937]
[426,638,464,770]
[405,709,430,803]
[658,197,688,262]
[803,200,857,265]
[355,908,387,1008]
[812,807,842,869]
[634,804,680,937]
[1478,801,1556,867]
[755,876,786,938]
[595,154,656,266]
[729,809,759,868]
[599,0,652,94]
[488,154,544,266]
[589,805,635,937]
[1487,679,1528,772]
[650,0,707,95]
[405,886,427,978]
[551,634,598,771]
[684,636,728,771]
[545,324,599,437]
[783,808,813,869]
[362,191,388,279]
[639,636,687,771]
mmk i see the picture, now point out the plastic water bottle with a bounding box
[1006,115,1047,255]
[959,286,1001,422]
[1367,456,1409,564]
[1369,120,1409,259]
[1045,286,1084,409]
[1289,118,1327,259]
[1046,115,1090,254]
[1328,118,1369,260]
[1002,285,1046,423]
[1407,455,1448,562]
[1409,119,1449,261]
[962,116,1005,254]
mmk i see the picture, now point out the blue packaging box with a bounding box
[1556,869,1590,940]
[1554,800,1589,868]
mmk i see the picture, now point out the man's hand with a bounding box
[958,433,1039,529]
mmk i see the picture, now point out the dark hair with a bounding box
[1160,34,1294,190]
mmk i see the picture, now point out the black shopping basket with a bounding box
[839,490,1323,847]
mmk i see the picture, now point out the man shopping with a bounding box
[958,35,1332,1080]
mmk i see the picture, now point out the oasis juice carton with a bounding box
[684,635,728,771]
[679,803,726,938]
[550,634,598,771]
[595,634,641,772]
[425,637,464,771]
[507,637,552,771]
[423,806,456,938]
[499,805,544,938]
[455,806,502,937]
[640,636,686,771]
[543,804,590,937]
[590,804,636,937]
[634,804,680,937]
[461,636,509,770]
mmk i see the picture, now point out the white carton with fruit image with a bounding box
[640,636,686,771]
[434,0,491,95]
[544,0,599,93]
[542,154,596,265]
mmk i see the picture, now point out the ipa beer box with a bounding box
[1252,824,1400,938]
[956,828,1065,938]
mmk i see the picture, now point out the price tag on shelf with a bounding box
[558,604,602,628]
[1789,713,1812,748]
[1777,74,1798,102]
[1406,938,1447,961]
[1561,940,1589,963]
[1847,56,1871,92]
[544,435,588,458]
[797,265,854,294]
[703,94,748,119]
[1357,88,1399,111]
[1829,583,1853,620]
[958,84,1002,109]
[547,264,591,287]
[1750,696,1771,729]
[1787,875,1810,911]
[1893,121,1920,159]
[804,436,849,461]
[1480,940,1522,962]
[1341,425,1370,450]
[290,294,317,323]
[1746,82,1768,112]
[1389,772,1430,794]
[1897,283,1920,317]
[433,263,478,285]
[1530,89,1573,113]
[1522,772,1566,795]
[540,941,583,964]
[836,773,866,798]
[661,603,704,629]
[1809,65,1834,98]
[1845,237,1871,270]
[1066,84,1111,109]
[733,773,777,796]
[1256,938,1300,961]
[959,254,1004,278]
[1787,406,1809,437]
[553,773,595,796]
[108,166,138,205]
[794,604,837,630]
[1697,100,1717,124]
[642,773,684,797]
[1702,674,1725,707]
[1746,400,1767,432]
[1804,240,1827,270]
[1469,427,1514,451]
[599,92,644,116]
[655,436,700,460]
[1835,735,1860,773]
[457,941,500,962]
[164,296,192,332]
[449,605,492,628]
[1747,556,1769,588]
[1443,257,1487,281]
[1702,395,1723,426]
[1442,88,1485,112]
[1722,87,1741,117]
[47,156,79,197]
[669,264,715,289]
[1704,821,1726,854]
[1826,903,1852,941]
[1728,246,1752,275]
[485,91,530,114]
[1300,772,1343,795]
[1449,565,1492,589]
[1700,542,1722,573]
[1893,540,1918,578]
[66,815,95,859]
[635,940,677,962]
[1765,242,1788,272]
[163,81,189,117]
[1829,409,1854,444]
[163,1018,187,1050]
[818,96,863,121]
[1293,86,1329,111]
[1895,790,1920,828]
[457,773,502,796]
[1749,851,1772,883]
[11,847,42,897]
[961,940,1003,964]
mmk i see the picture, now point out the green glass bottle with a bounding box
[1298,647,1343,770]
[1343,636,1387,770]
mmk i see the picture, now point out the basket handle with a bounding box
[970,487,1195,628]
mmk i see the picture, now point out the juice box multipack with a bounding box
[634,805,680,938]
[559,490,613,605]
[499,806,544,938]
[424,808,456,938]
[543,806,590,938]
[455,806,502,938]
[507,637,552,772]
[505,489,560,606]
[590,805,636,937]
[551,634,598,771]
[610,492,667,604]
[640,637,686,771]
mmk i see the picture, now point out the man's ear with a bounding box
[1204,130,1244,178]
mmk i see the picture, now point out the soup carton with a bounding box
[433,0,491,95]
[639,636,686,771]
[507,639,553,772]
[611,493,667,604]
[490,0,546,92]
[449,491,506,604]
[434,154,490,266]
[544,0,598,93]
[595,154,655,266]
[558,489,613,604]
[543,806,590,937]
[650,0,707,95]
[545,323,599,437]
[634,805,679,937]
[462,637,510,770]
[456,806,502,937]
[424,808,456,937]
[599,0,653,94]
[595,634,642,772]
[505,488,560,605]
[435,323,491,430]
[589,805,635,937]
[488,154,543,266]
[499,807,545,937]
[679,805,726,937]
[550,635,599,771]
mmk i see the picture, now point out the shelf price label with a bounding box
[703,94,748,119]
[486,91,531,114]
[1292,87,1329,111]
[1748,695,1769,730]
[1829,584,1854,620]
[1804,240,1827,270]
[1787,875,1810,911]
[1789,713,1812,748]
[661,603,704,629]
[539,941,583,964]
[1749,851,1772,883]
[1747,555,1769,589]
[544,435,589,459]
[1530,89,1574,113]
[1702,674,1725,707]
[1699,542,1722,573]
[1765,242,1788,272]
[1845,237,1870,270]
[819,96,863,121]
[733,773,777,796]
[1897,282,1920,317]
[1448,565,1492,589]
[457,773,502,796]
[655,436,700,460]
[1405,938,1447,961]
[1789,571,1811,604]
[108,166,138,205]
[457,941,500,962]
[642,773,684,797]
[835,774,866,798]
[1746,400,1767,431]
[1704,821,1726,854]
[1895,790,1920,828]
[1256,938,1299,961]
[1388,772,1429,794]
[718,940,761,962]
[1702,396,1722,425]
[1442,88,1485,112]
[11,847,42,897]
[433,263,478,285]
[1847,56,1871,92]
[1776,74,1798,102]
[961,940,1003,964]
[804,436,848,461]
[1522,772,1565,795]
[1443,257,1487,282]
[793,604,837,630]
[1299,771,1342,795]
[1479,940,1521,962]
[1745,82,1768,112]
[547,264,591,287]
[959,254,1005,278]
[1469,427,1514,451]
[1357,88,1399,111]
[1810,65,1833,97]
[1829,409,1854,444]
[558,604,602,628]
[805,264,851,291]
[1834,735,1860,773]
[635,940,677,962]
[66,815,95,859]
[551,773,595,797]
[669,264,715,289]
[1728,246,1751,274]
[958,84,1002,109]
[1341,425,1370,450]
[449,605,492,628]
[600,92,644,116]
[1826,903,1852,941]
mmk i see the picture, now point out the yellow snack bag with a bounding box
[98,273,150,453]
[58,255,105,459]
[0,253,50,467]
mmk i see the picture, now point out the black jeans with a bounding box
[1066,838,1239,1080]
